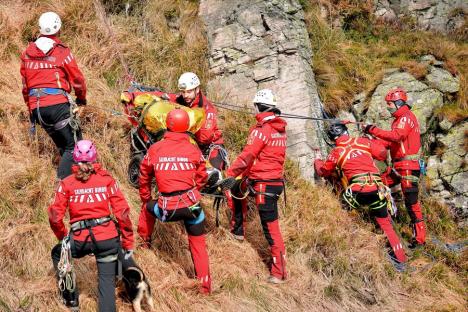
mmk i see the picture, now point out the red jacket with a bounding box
[139,131,208,209]
[146,90,223,148]
[20,35,86,112]
[48,164,134,250]
[315,135,387,192]
[227,112,287,181]
[368,105,420,170]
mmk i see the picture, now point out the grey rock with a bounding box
[200,0,328,181]
[426,66,460,93]
[439,118,453,131]
[373,0,468,33]
[365,71,443,134]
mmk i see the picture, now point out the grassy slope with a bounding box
[0,1,466,311]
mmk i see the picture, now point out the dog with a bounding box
[119,252,155,312]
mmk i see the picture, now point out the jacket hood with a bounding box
[393,104,410,118]
[25,35,60,58]
[256,112,287,132]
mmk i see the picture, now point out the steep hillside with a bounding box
[0,1,466,311]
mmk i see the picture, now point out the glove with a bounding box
[124,249,134,260]
[314,159,324,176]
[218,177,237,191]
[75,98,87,106]
[363,124,375,134]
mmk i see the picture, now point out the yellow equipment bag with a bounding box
[131,93,205,135]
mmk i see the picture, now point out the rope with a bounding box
[57,236,76,293]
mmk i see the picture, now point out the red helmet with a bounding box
[166,109,190,132]
[385,87,408,103]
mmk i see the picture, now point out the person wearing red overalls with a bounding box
[137,109,211,294]
[364,88,426,248]
[149,72,226,170]
[20,12,87,179]
[314,123,407,267]
[220,89,288,284]
[48,140,134,311]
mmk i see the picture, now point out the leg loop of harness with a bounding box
[97,254,118,263]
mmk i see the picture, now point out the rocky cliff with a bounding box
[199,0,328,181]
[374,0,467,33]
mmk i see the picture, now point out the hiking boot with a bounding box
[267,276,286,284]
[408,241,425,250]
[386,253,406,273]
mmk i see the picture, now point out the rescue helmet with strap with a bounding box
[39,12,62,35]
[73,140,97,163]
[166,109,190,132]
[385,87,408,107]
[178,72,200,91]
[327,122,348,141]
[253,89,279,113]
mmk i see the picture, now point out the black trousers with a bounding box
[32,102,82,179]
[51,236,120,312]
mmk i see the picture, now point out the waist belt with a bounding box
[348,173,382,185]
[160,188,193,197]
[29,88,66,97]
[249,179,284,184]
[394,155,420,162]
[70,216,112,232]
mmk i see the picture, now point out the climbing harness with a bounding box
[57,236,77,301]
[29,87,81,142]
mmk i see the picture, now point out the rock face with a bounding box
[374,0,467,33]
[427,123,468,226]
[349,55,466,224]
[199,0,328,181]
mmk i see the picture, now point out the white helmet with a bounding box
[178,72,200,91]
[39,12,62,35]
[253,89,277,106]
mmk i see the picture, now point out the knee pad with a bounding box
[186,210,205,225]
[146,200,162,220]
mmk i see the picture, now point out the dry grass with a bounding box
[0,0,466,311]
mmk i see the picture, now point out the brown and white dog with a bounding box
[119,252,154,312]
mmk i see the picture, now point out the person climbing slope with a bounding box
[363,87,426,248]
[314,122,407,266]
[20,11,87,179]
[137,109,212,294]
[220,89,288,284]
[48,140,134,311]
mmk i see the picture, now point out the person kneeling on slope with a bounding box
[137,109,212,294]
[48,140,134,311]
[314,122,407,266]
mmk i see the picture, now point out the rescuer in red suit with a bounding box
[137,109,211,294]
[364,88,426,248]
[145,72,226,170]
[314,123,407,265]
[220,89,288,284]
[48,140,134,311]
[20,12,87,179]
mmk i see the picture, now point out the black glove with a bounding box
[75,98,87,106]
[218,177,237,191]
[364,124,375,134]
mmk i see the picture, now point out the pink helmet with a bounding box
[73,140,97,163]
